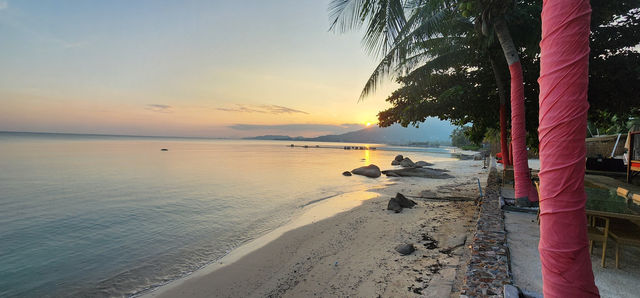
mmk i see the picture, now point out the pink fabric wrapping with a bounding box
[538,0,599,297]
[500,104,511,166]
[509,62,532,199]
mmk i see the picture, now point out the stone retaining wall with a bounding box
[461,167,511,297]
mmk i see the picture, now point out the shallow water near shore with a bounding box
[0,132,456,297]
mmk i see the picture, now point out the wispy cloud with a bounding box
[146,104,173,113]
[216,104,308,115]
[0,1,8,10]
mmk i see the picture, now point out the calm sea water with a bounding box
[0,132,453,297]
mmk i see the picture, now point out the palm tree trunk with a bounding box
[494,16,531,201]
[538,0,598,296]
[490,55,511,166]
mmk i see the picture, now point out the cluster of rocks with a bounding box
[461,168,511,297]
[386,193,416,213]
[391,155,433,168]
[344,155,454,179]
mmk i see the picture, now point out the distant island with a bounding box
[245,124,453,146]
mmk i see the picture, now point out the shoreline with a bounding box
[143,159,488,298]
[139,188,386,297]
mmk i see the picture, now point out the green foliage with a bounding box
[330,0,640,147]
[450,126,476,148]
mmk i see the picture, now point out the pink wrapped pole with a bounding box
[538,0,599,296]
[509,62,532,200]
[494,17,532,201]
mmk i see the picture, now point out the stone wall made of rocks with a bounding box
[460,167,511,297]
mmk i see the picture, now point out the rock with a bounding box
[391,160,401,166]
[381,168,454,179]
[385,171,401,177]
[394,154,404,162]
[415,161,433,167]
[342,171,352,176]
[473,153,484,160]
[351,164,381,178]
[395,193,417,208]
[160,148,168,151]
[400,157,416,168]
[387,198,403,213]
[395,243,415,255]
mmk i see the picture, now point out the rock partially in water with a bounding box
[394,155,404,162]
[395,243,416,255]
[381,167,454,179]
[342,171,352,176]
[415,161,433,167]
[399,157,416,168]
[351,164,381,178]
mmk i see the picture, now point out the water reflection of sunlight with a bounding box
[364,149,370,164]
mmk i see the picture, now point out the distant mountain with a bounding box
[247,135,305,141]
[245,119,455,145]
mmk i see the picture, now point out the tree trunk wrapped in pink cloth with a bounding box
[538,0,599,296]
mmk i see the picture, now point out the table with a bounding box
[585,187,640,222]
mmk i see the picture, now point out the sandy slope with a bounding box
[145,160,488,298]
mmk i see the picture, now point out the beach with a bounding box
[145,159,488,298]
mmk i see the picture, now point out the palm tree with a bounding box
[329,0,526,187]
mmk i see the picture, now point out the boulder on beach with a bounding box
[400,157,416,168]
[395,243,416,255]
[387,198,402,213]
[387,193,416,213]
[351,164,381,178]
[415,161,433,167]
[381,167,454,179]
[395,193,417,208]
[342,171,352,176]
[394,155,404,162]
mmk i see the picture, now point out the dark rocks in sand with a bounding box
[381,167,453,179]
[387,193,416,213]
[395,193,417,208]
[399,157,416,168]
[415,161,433,167]
[160,148,168,151]
[351,164,381,178]
[395,243,415,255]
[387,198,403,213]
[342,171,352,176]
[394,155,404,162]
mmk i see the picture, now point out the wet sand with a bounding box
[144,160,488,298]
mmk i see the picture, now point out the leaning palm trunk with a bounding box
[538,0,599,296]
[490,55,511,166]
[494,16,531,201]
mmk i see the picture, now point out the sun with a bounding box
[366,122,371,127]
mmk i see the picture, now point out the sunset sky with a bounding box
[0,0,448,138]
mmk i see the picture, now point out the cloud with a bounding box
[216,104,308,115]
[146,104,173,113]
[0,1,7,10]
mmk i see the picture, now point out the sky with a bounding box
[0,0,451,138]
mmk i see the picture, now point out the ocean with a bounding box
[0,132,456,297]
